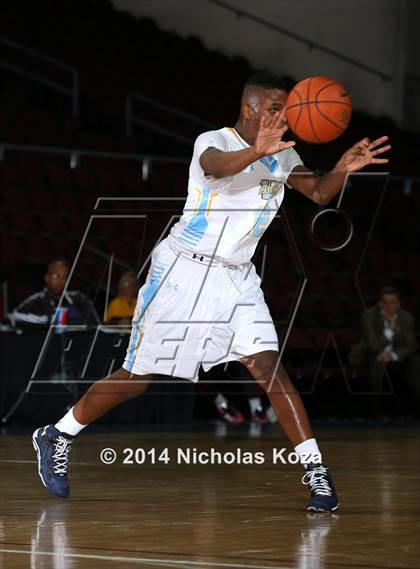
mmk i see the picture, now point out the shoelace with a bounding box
[52,435,72,475]
[302,466,333,497]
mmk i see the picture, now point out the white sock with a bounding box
[55,406,86,437]
[294,438,322,466]
[248,397,262,413]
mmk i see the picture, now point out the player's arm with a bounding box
[200,146,263,179]
[200,112,295,179]
[288,136,391,205]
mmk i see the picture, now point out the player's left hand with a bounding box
[335,136,391,173]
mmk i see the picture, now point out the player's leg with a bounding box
[241,350,313,445]
[71,367,153,425]
[235,363,268,424]
[32,237,178,498]
[241,350,338,512]
[33,369,154,498]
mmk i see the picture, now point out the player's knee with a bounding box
[109,368,153,398]
[242,351,281,387]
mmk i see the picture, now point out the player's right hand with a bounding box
[254,110,296,158]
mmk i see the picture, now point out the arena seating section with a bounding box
[1,0,419,384]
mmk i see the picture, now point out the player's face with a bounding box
[246,89,288,136]
[378,293,400,317]
[45,264,69,297]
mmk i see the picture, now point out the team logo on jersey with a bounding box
[259,179,282,200]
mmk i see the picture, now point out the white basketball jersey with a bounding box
[170,127,303,264]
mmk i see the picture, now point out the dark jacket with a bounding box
[350,306,417,364]
[11,288,100,328]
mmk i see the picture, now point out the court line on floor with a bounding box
[0,548,290,569]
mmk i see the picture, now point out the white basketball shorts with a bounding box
[122,235,278,381]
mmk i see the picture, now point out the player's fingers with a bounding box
[354,137,370,148]
[368,135,389,149]
[265,116,276,131]
[371,158,389,164]
[279,140,296,150]
[272,116,282,130]
[371,144,391,156]
[278,122,289,138]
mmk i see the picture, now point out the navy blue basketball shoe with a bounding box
[302,463,339,512]
[32,425,73,498]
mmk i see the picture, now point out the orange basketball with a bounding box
[285,76,352,143]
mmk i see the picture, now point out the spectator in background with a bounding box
[349,286,420,400]
[105,270,138,325]
[11,259,99,328]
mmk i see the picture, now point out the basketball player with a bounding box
[33,73,390,511]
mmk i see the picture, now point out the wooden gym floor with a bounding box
[0,426,419,568]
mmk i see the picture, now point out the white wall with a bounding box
[112,0,409,124]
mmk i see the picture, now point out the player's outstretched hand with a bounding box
[336,136,391,173]
[254,111,296,158]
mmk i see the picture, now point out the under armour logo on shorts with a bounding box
[192,254,205,262]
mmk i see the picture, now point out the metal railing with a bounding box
[1,142,418,185]
[0,36,79,116]
[0,143,189,181]
[126,92,216,144]
[203,0,392,81]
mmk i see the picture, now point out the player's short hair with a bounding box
[378,286,400,300]
[242,72,288,101]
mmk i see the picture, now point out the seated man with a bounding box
[11,259,99,328]
[349,286,420,401]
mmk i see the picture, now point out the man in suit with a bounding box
[350,286,419,403]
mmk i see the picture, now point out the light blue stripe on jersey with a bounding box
[179,187,210,246]
[124,262,166,370]
[259,155,279,174]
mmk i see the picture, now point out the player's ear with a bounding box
[242,103,255,121]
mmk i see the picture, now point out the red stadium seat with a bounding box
[0,162,21,188]
[387,252,406,275]
[286,328,314,350]
[330,273,355,298]
[335,328,358,349]
[310,328,329,350]
[1,188,30,211]
[11,212,37,233]
[30,191,56,212]
[72,167,95,192]
[46,162,73,191]
[24,234,49,261]
[19,157,45,192]
[38,212,67,235]
[0,232,24,269]
[56,192,81,213]
[50,235,74,258]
